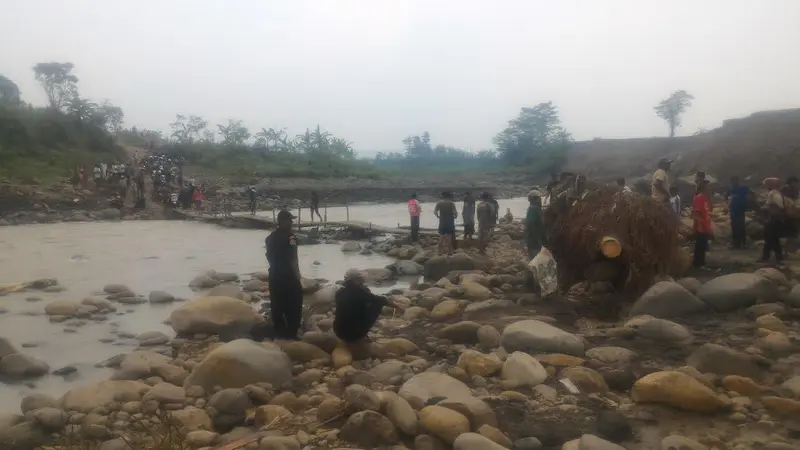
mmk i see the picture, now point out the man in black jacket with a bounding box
[265,210,303,340]
[333,269,405,344]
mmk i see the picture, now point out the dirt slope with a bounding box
[563,108,800,184]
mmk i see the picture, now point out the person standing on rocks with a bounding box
[476,192,495,255]
[333,269,405,345]
[462,191,476,246]
[692,180,713,269]
[248,185,258,215]
[780,176,799,256]
[524,190,547,260]
[310,191,323,222]
[408,193,422,243]
[760,177,786,263]
[651,158,672,204]
[265,210,303,340]
[434,191,458,254]
[726,175,751,249]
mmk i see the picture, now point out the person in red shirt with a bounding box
[692,180,713,268]
[407,193,422,243]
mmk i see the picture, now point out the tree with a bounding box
[254,127,287,151]
[217,119,250,146]
[66,97,99,124]
[33,62,79,110]
[654,90,694,137]
[330,137,356,159]
[0,75,20,105]
[170,114,208,143]
[493,102,572,172]
[95,101,124,132]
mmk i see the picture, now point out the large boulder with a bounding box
[392,260,424,276]
[686,343,762,378]
[459,282,492,301]
[424,254,483,281]
[184,339,292,391]
[60,380,150,412]
[0,337,19,359]
[696,273,776,312]
[398,372,496,427]
[629,282,707,318]
[631,371,727,412]
[169,296,263,336]
[305,285,340,311]
[501,320,584,356]
[0,353,49,378]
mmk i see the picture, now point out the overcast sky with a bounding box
[2,0,799,154]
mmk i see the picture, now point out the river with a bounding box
[0,197,531,412]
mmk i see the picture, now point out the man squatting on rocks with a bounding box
[524,189,547,260]
[265,210,303,340]
[333,269,406,345]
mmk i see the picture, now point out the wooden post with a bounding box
[346,204,350,222]
[324,205,328,225]
[272,209,276,224]
[297,207,301,227]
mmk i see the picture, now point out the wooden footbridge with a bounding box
[171,209,461,237]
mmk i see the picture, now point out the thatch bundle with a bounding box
[545,186,681,295]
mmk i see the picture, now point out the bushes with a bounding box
[0,104,122,183]
[161,143,382,179]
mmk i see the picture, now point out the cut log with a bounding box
[599,236,622,259]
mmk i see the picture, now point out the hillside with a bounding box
[563,108,800,184]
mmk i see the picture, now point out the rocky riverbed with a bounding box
[1,217,800,450]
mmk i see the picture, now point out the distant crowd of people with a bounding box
[648,157,800,268]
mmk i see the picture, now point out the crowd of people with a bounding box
[405,190,546,258]
[648,157,800,269]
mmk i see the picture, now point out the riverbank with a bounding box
[1,215,799,449]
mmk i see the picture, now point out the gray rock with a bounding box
[343,384,381,411]
[0,337,19,359]
[0,353,49,378]
[99,208,122,220]
[143,383,186,404]
[148,291,175,304]
[477,325,501,349]
[513,437,543,450]
[30,407,68,431]
[399,372,496,427]
[630,317,693,344]
[341,242,361,252]
[209,388,252,416]
[453,433,507,450]
[787,285,800,307]
[20,394,57,414]
[189,275,218,289]
[184,340,292,391]
[0,421,49,450]
[502,352,548,387]
[660,435,708,450]
[686,343,762,378]
[394,260,424,276]
[501,320,584,356]
[578,434,625,450]
[696,273,776,312]
[630,282,706,318]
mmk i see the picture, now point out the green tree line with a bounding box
[1,60,696,183]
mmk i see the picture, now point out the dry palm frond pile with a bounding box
[545,186,681,298]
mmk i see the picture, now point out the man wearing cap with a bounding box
[651,158,672,204]
[265,210,303,340]
[525,189,547,260]
[333,269,406,344]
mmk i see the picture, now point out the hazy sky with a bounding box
[2,0,799,154]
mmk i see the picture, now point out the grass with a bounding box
[52,408,189,450]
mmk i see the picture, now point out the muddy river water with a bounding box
[0,198,530,412]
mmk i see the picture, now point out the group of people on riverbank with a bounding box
[650,157,800,268]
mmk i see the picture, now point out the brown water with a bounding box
[0,198,530,413]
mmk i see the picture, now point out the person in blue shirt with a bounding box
[726,175,751,249]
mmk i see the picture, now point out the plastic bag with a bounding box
[528,247,558,297]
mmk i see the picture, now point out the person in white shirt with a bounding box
[669,187,681,216]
